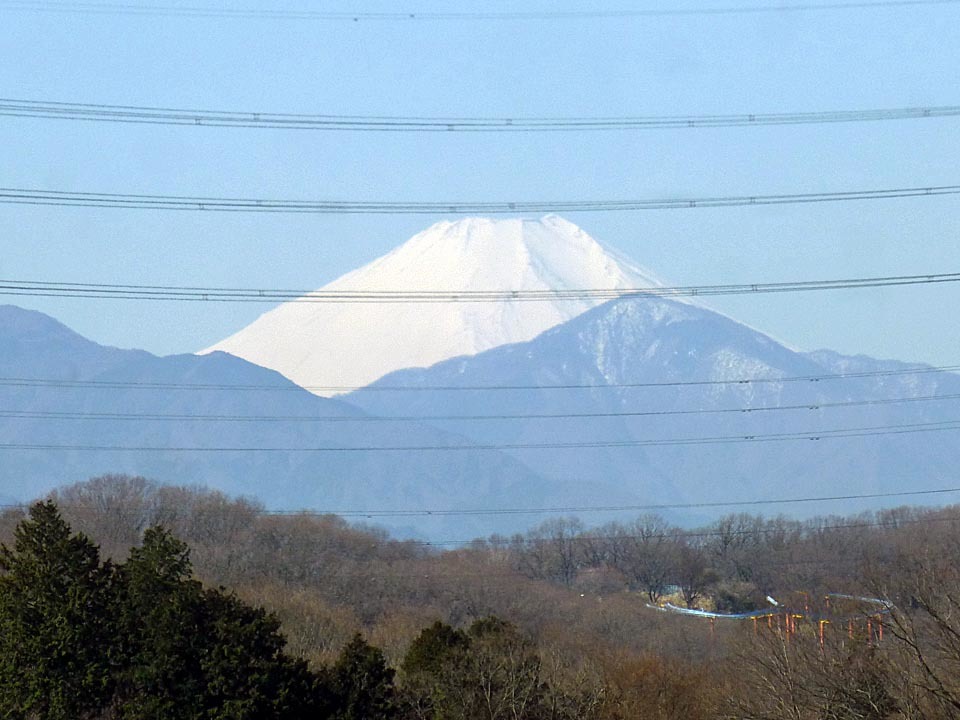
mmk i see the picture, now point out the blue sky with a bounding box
[1,0,958,365]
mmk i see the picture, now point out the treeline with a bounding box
[0,502,326,718]
[3,475,960,717]
[501,509,919,610]
[0,499,712,719]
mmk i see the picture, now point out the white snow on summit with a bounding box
[201,215,663,395]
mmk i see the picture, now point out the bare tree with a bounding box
[518,517,585,587]
[675,541,716,609]
[52,474,158,559]
[614,514,677,603]
[724,625,901,720]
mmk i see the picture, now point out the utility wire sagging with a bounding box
[1,271,959,303]
[3,390,960,423]
[3,98,959,131]
[0,362,956,393]
[5,417,960,451]
[3,486,960,521]
[3,0,960,20]
[1,184,959,214]
[0,512,960,552]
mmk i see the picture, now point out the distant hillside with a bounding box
[349,296,960,520]
[0,305,560,538]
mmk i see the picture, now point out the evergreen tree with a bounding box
[400,621,469,720]
[327,633,397,720]
[0,501,118,719]
[197,587,323,720]
[400,617,547,720]
[401,621,468,677]
[116,526,323,719]
[113,526,206,719]
[0,506,329,719]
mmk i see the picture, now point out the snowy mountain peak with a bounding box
[329,215,662,293]
[202,216,664,395]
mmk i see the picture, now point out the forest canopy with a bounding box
[3,476,960,719]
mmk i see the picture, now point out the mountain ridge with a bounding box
[0,304,562,538]
[349,295,960,518]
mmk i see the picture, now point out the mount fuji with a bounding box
[198,214,960,522]
[3,216,958,537]
[202,216,663,395]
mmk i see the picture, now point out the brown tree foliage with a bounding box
[20,475,960,719]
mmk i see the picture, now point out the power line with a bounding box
[1,184,958,214]
[1,363,956,393]
[3,390,960,423]
[3,98,959,131]
[9,498,960,548]
[226,485,960,518]
[4,418,960,452]
[2,271,960,303]
[19,486,960,522]
[2,0,958,20]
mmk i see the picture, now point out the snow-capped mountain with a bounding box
[202,216,662,395]
[7,217,958,536]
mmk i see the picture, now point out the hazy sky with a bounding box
[1,0,958,366]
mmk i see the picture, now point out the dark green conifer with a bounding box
[327,633,397,720]
[0,501,117,719]
[401,620,469,677]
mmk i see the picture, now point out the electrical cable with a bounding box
[3,98,959,131]
[4,500,960,547]
[1,271,959,303]
[228,485,960,518]
[4,418,960,452]
[2,184,958,214]
[2,0,958,20]
[0,362,956,393]
[2,390,960,423]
